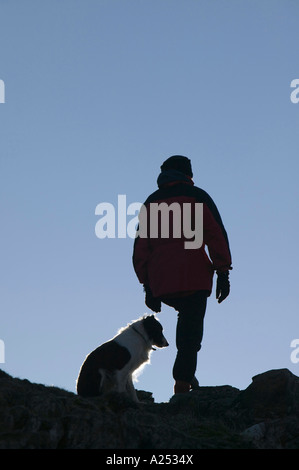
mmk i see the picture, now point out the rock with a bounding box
[241,423,266,443]
[237,369,299,418]
[0,368,298,449]
[234,368,299,448]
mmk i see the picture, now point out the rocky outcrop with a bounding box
[0,368,298,449]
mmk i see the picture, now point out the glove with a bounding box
[216,271,230,304]
[143,285,161,313]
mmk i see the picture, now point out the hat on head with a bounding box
[160,155,193,178]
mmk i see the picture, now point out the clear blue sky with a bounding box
[1,0,298,402]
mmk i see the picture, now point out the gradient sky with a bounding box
[1,0,299,402]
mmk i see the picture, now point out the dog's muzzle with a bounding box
[160,336,169,348]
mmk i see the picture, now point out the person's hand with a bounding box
[216,271,230,303]
[143,285,161,313]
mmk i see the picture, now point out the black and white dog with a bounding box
[76,315,168,401]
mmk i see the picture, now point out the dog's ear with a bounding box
[143,314,156,321]
[143,314,156,326]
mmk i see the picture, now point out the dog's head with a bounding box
[142,315,169,348]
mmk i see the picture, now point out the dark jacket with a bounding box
[133,170,232,298]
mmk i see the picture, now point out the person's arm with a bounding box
[132,232,150,285]
[201,192,232,303]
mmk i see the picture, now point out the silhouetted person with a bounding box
[133,156,232,394]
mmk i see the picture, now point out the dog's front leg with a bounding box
[126,377,139,402]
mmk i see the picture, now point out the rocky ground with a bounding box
[0,368,298,449]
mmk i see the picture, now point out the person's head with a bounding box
[160,155,193,178]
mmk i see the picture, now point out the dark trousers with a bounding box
[162,290,208,382]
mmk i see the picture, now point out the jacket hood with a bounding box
[157,169,194,189]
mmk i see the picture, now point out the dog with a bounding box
[76,315,168,402]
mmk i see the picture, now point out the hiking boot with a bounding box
[174,380,191,394]
[190,376,200,390]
